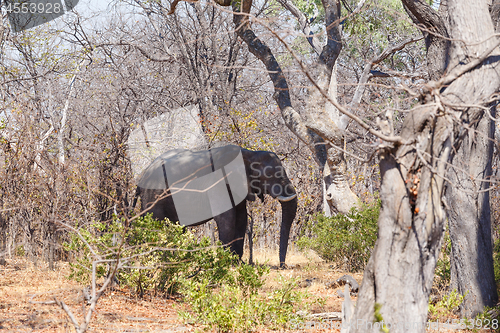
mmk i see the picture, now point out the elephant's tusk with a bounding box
[277,193,297,202]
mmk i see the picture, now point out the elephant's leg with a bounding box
[214,201,247,258]
[214,208,237,254]
[232,201,248,258]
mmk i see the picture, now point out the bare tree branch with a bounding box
[348,35,424,119]
[95,42,176,62]
[275,0,322,55]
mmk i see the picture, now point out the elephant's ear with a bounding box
[247,193,257,201]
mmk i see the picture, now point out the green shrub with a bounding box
[434,230,451,287]
[494,237,500,286]
[428,289,467,320]
[15,245,25,257]
[66,214,321,331]
[473,305,500,332]
[64,214,238,295]
[297,201,380,272]
[179,265,318,332]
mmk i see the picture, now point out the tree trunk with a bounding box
[446,106,498,317]
[443,0,500,317]
[351,1,500,332]
[351,116,452,332]
[232,0,360,214]
[404,0,500,317]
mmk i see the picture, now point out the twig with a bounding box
[54,298,81,331]
[94,42,176,63]
[307,312,343,321]
[347,35,423,126]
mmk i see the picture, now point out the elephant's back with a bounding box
[158,145,242,184]
[137,145,243,188]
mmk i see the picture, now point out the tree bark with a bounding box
[403,0,499,318]
[442,0,500,317]
[233,0,361,214]
[351,109,452,333]
[402,0,450,80]
[447,107,498,317]
[351,1,500,332]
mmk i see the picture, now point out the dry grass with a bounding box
[243,246,325,268]
[0,250,476,333]
[0,250,350,332]
[0,258,187,332]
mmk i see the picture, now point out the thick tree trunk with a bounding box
[351,1,500,332]
[232,0,360,214]
[442,0,500,317]
[351,111,452,333]
[403,0,499,319]
[274,0,359,214]
[446,107,498,317]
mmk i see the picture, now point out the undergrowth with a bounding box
[64,214,237,295]
[297,200,380,272]
[428,290,467,321]
[434,229,451,288]
[179,268,322,332]
[65,214,317,332]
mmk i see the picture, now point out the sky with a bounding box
[69,0,127,25]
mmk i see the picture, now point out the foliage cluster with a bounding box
[473,306,500,332]
[434,230,452,287]
[66,214,316,332]
[373,303,390,333]
[64,214,238,295]
[493,238,500,287]
[180,271,317,332]
[428,290,467,320]
[297,201,380,272]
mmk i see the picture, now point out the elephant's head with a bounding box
[242,149,297,267]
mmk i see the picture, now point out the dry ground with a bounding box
[0,249,348,332]
[0,249,480,332]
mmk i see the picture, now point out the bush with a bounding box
[179,265,318,332]
[64,214,238,295]
[433,229,452,289]
[66,214,320,331]
[297,201,380,272]
[428,289,467,320]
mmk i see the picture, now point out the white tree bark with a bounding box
[57,74,77,166]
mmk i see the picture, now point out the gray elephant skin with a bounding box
[135,145,297,267]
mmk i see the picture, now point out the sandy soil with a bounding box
[0,249,477,332]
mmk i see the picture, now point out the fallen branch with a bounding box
[307,312,343,321]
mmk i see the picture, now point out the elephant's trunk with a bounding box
[277,193,297,202]
[279,196,297,268]
[276,180,297,202]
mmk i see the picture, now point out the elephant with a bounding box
[134,145,297,267]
